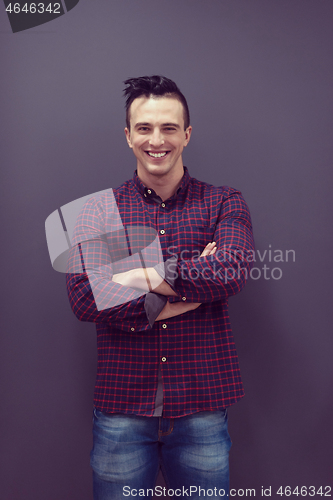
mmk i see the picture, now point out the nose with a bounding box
[149,128,164,147]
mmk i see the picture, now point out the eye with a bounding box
[138,127,149,132]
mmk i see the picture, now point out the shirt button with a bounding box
[162,323,167,329]
[161,203,166,208]
[130,327,135,331]
[160,229,165,235]
[161,356,167,362]
[147,189,152,194]
[182,297,186,301]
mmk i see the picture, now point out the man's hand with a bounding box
[200,241,217,257]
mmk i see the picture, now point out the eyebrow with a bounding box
[163,123,181,128]
[134,122,181,129]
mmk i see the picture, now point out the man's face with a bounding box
[125,96,192,182]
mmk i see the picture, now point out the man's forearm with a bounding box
[155,300,201,321]
[112,268,178,296]
[112,242,217,297]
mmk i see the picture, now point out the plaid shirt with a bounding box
[66,167,254,418]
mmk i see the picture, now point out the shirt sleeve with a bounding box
[143,255,179,327]
[66,195,154,332]
[154,255,178,291]
[144,292,168,328]
[172,188,255,303]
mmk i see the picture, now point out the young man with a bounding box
[66,76,255,499]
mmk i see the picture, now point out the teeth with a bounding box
[148,152,167,158]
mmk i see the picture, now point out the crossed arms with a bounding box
[112,242,217,321]
[66,187,254,331]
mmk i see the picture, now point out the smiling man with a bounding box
[66,76,255,499]
[124,95,191,195]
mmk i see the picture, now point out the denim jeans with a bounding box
[90,409,231,499]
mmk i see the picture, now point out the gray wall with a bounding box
[1,1,332,498]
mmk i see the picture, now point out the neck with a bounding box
[138,165,184,201]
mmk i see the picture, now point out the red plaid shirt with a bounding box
[66,167,254,418]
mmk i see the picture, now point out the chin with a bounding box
[145,163,172,175]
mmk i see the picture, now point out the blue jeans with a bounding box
[90,409,231,499]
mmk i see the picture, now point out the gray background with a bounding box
[1,1,332,499]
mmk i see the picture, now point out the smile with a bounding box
[146,151,169,158]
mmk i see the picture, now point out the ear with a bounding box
[124,127,133,148]
[184,125,192,147]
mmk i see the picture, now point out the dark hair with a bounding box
[123,75,190,130]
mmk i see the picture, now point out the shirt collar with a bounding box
[132,166,191,200]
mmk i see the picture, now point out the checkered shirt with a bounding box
[66,167,255,417]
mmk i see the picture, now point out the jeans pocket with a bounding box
[93,407,102,421]
[221,408,228,420]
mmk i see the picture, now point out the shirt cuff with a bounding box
[144,293,168,328]
[154,256,178,290]
[144,257,179,328]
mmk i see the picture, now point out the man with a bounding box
[66,75,254,499]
